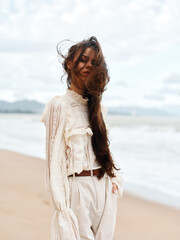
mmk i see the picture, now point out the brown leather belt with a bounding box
[68,168,101,177]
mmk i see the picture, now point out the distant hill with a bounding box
[0,99,179,116]
[108,105,180,117]
[0,100,44,113]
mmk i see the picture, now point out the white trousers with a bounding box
[68,173,118,240]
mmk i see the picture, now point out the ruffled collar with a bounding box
[65,88,88,105]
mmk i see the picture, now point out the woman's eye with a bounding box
[80,57,86,62]
[92,60,96,66]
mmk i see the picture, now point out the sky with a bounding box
[0,0,180,108]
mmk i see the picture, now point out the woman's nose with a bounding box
[86,60,92,69]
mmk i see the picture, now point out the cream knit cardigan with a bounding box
[41,89,123,240]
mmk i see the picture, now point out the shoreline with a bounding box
[124,182,180,211]
[3,147,179,211]
[0,149,180,240]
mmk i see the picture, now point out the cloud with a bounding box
[0,0,180,105]
[1,0,180,60]
[0,51,66,102]
[160,86,180,96]
[160,73,180,97]
[0,39,53,53]
[144,93,165,101]
[144,72,180,103]
[163,72,180,85]
[113,81,128,87]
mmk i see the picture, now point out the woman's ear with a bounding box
[67,60,73,70]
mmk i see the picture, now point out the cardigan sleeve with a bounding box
[41,97,63,197]
[100,103,124,199]
[111,169,124,198]
[41,96,60,190]
[41,97,80,240]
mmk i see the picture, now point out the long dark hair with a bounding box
[57,36,120,180]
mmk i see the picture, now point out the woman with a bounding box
[41,36,123,240]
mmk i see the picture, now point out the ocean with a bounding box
[0,113,180,210]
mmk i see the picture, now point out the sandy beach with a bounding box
[0,149,180,240]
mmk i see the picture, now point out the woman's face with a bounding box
[68,47,96,89]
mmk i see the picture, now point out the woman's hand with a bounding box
[112,182,118,194]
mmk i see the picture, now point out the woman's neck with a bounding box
[69,82,84,96]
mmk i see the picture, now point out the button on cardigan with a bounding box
[41,88,123,240]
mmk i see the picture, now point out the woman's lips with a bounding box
[82,71,90,76]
